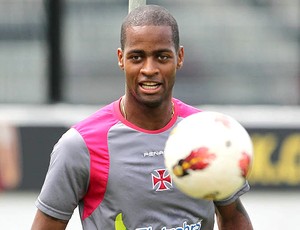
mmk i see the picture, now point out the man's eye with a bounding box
[158,55,169,61]
[131,56,141,61]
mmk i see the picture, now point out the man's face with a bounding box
[118,25,184,107]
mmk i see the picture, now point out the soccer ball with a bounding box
[164,111,253,201]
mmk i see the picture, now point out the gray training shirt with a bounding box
[35,98,250,230]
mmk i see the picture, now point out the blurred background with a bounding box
[0,0,299,229]
[0,0,298,104]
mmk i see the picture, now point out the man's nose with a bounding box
[141,58,159,76]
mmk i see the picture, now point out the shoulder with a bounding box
[173,98,202,118]
[73,100,121,138]
[51,128,89,164]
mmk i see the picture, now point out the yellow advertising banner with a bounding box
[248,128,300,187]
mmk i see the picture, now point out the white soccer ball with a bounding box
[164,111,253,201]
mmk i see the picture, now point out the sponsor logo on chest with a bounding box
[136,220,203,230]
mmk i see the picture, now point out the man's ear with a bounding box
[176,46,184,69]
[117,48,124,70]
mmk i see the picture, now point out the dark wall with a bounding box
[19,126,67,191]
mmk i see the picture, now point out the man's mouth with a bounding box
[140,82,161,90]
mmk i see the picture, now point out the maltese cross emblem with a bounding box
[151,169,172,191]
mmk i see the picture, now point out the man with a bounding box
[31,5,253,230]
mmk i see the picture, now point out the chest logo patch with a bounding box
[151,169,173,191]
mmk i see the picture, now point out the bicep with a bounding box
[31,209,68,230]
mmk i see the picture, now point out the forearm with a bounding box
[217,214,253,230]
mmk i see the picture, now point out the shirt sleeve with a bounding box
[213,181,250,206]
[35,128,90,221]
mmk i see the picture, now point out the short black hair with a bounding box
[120,5,180,51]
